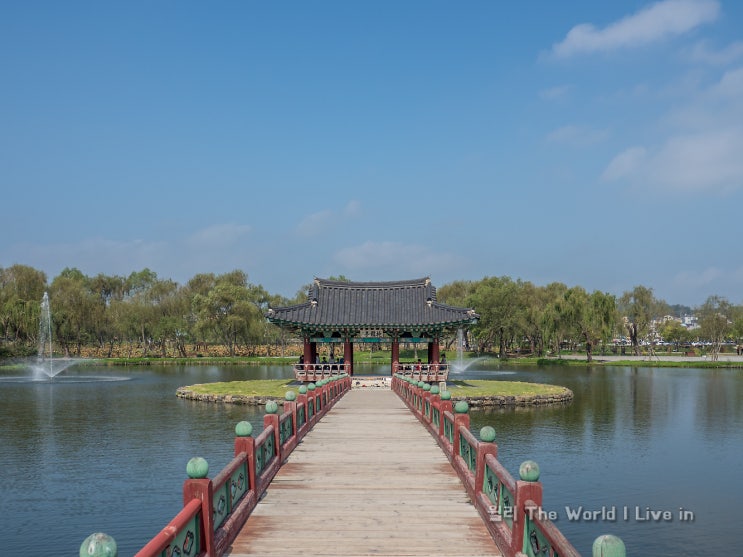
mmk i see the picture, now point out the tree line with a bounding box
[1,264,742,362]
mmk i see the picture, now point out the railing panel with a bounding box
[134,499,203,557]
[522,500,581,557]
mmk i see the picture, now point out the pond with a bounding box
[0,361,739,556]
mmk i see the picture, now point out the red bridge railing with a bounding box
[392,374,626,557]
[293,362,352,382]
[132,374,351,557]
[392,361,449,382]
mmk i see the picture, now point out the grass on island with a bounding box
[446,380,570,398]
[182,378,569,399]
[183,379,298,398]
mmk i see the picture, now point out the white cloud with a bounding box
[602,130,743,193]
[552,0,719,58]
[546,124,610,147]
[333,241,465,278]
[297,210,334,237]
[539,85,572,100]
[688,40,743,65]
[647,129,743,192]
[296,200,363,237]
[187,223,252,248]
[601,147,647,181]
[342,199,362,218]
[708,66,743,98]
[672,267,724,290]
[603,64,743,193]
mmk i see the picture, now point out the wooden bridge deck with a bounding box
[225,389,502,557]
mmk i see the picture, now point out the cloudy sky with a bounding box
[2,1,742,306]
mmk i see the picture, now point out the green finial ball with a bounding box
[186,457,209,479]
[417,381,425,388]
[285,390,297,402]
[454,400,469,414]
[235,421,253,437]
[422,383,431,391]
[430,385,440,395]
[307,383,316,391]
[440,390,452,400]
[265,400,279,414]
[299,385,308,394]
[592,534,626,557]
[80,533,117,557]
[519,460,540,482]
[480,426,496,443]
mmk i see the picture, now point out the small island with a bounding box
[176,378,573,407]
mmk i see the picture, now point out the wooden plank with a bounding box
[225,390,502,557]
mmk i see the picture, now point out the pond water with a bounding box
[0,362,739,556]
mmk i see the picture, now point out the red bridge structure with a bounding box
[84,376,626,557]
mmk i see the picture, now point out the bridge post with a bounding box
[475,427,498,505]
[182,457,215,557]
[264,401,281,463]
[510,461,543,557]
[284,396,298,438]
[452,401,470,459]
[422,383,433,425]
[234,422,256,499]
[439,391,453,439]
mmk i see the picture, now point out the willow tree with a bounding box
[468,276,520,355]
[0,264,48,345]
[619,286,659,356]
[438,280,478,350]
[49,268,98,356]
[696,295,731,361]
[540,282,570,356]
[191,270,260,356]
[561,287,617,362]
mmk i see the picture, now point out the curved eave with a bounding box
[266,316,478,331]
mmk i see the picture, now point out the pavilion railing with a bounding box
[293,362,352,382]
[392,361,449,382]
[392,374,587,557]
[132,374,351,557]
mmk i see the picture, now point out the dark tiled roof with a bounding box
[266,277,478,331]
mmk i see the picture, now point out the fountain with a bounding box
[450,328,482,372]
[448,328,511,376]
[30,292,79,380]
[0,293,127,384]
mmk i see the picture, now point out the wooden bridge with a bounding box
[119,375,625,557]
[228,388,497,556]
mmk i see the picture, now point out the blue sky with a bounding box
[2,0,742,306]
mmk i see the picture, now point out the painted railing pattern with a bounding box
[392,374,619,557]
[132,374,351,557]
[392,361,449,382]
[293,362,352,382]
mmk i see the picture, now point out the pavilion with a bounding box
[266,277,479,380]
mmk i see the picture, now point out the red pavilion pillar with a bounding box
[431,335,440,363]
[344,338,353,376]
[303,337,312,367]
